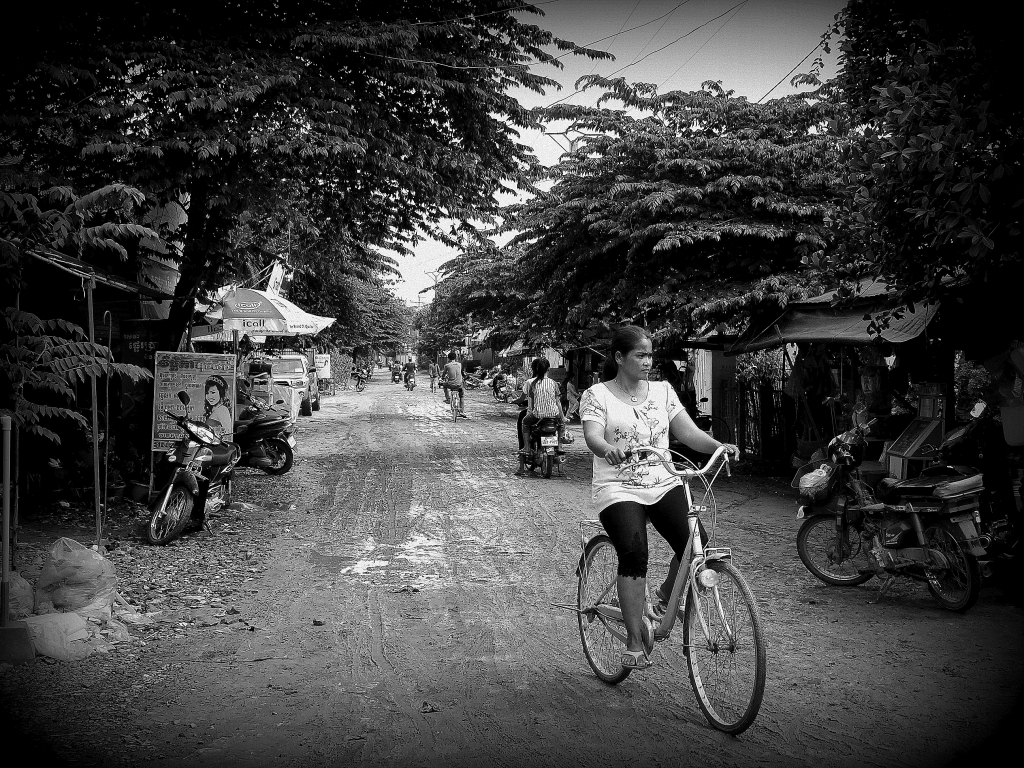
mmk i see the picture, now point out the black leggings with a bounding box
[599,486,705,579]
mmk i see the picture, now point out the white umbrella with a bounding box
[206,287,335,336]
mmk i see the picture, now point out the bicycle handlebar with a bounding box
[623,445,731,480]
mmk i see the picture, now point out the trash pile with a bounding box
[7,537,158,662]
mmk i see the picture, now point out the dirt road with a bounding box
[4,374,1023,767]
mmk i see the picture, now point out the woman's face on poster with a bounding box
[206,384,220,405]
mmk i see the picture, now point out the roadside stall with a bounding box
[198,287,335,419]
[730,280,943,474]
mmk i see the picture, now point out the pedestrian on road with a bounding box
[579,325,740,671]
[565,378,580,421]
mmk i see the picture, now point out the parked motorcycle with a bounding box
[517,414,572,479]
[794,419,988,611]
[918,402,1022,558]
[234,383,296,475]
[147,392,241,545]
[463,373,482,389]
[354,368,369,392]
[405,371,417,391]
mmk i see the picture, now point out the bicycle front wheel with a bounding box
[577,535,631,684]
[683,560,766,734]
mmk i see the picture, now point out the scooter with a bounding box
[392,369,402,384]
[517,414,572,479]
[492,377,515,402]
[794,419,988,611]
[405,372,416,391]
[354,368,369,392]
[147,392,241,545]
[234,383,296,475]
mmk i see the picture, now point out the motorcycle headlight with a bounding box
[194,447,214,462]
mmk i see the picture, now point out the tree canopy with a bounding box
[432,76,849,346]
[828,0,1022,341]
[2,2,608,337]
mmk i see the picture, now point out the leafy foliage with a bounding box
[432,77,849,346]
[825,1,1022,333]
[1,186,153,443]
[3,2,608,336]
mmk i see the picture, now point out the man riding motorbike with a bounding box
[403,357,417,386]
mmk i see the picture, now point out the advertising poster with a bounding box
[314,353,331,380]
[152,352,236,451]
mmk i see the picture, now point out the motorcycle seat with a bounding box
[876,473,983,502]
[208,442,241,466]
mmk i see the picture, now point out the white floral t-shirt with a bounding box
[579,381,685,512]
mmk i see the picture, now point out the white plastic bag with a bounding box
[7,572,34,619]
[34,537,117,620]
[22,613,94,661]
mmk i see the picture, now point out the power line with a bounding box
[658,0,746,89]
[370,0,698,72]
[756,41,822,103]
[544,0,747,109]
[585,0,644,76]
[410,0,563,27]
[630,0,694,65]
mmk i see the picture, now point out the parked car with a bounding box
[270,354,320,416]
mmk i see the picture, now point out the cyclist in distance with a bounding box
[579,325,740,670]
[440,352,469,418]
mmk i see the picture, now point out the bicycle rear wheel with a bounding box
[577,535,631,684]
[683,560,765,734]
[450,393,459,423]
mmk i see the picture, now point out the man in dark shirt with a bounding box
[403,357,417,385]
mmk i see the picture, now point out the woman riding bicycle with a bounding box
[579,325,740,670]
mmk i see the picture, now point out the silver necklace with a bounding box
[618,378,643,403]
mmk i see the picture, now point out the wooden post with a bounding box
[2,415,11,626]
[86,278,103,550]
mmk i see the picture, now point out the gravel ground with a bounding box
[2,378,1023,767]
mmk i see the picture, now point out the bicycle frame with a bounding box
[572,447,736,654]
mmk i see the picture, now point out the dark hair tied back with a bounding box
[602,325,650,382]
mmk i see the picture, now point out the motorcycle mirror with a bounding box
[970,400,986,419]
[177,391,190,406]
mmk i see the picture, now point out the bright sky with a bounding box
[392,0,846,305]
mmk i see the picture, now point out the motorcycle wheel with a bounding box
[796,514,873,586]
[355,380,366,392]
[925,525,981,611]
[300,396,312,416]
[261,437,295,475]
[146,485,194,545]
[542,454,553,479]
[312,395,320,411]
